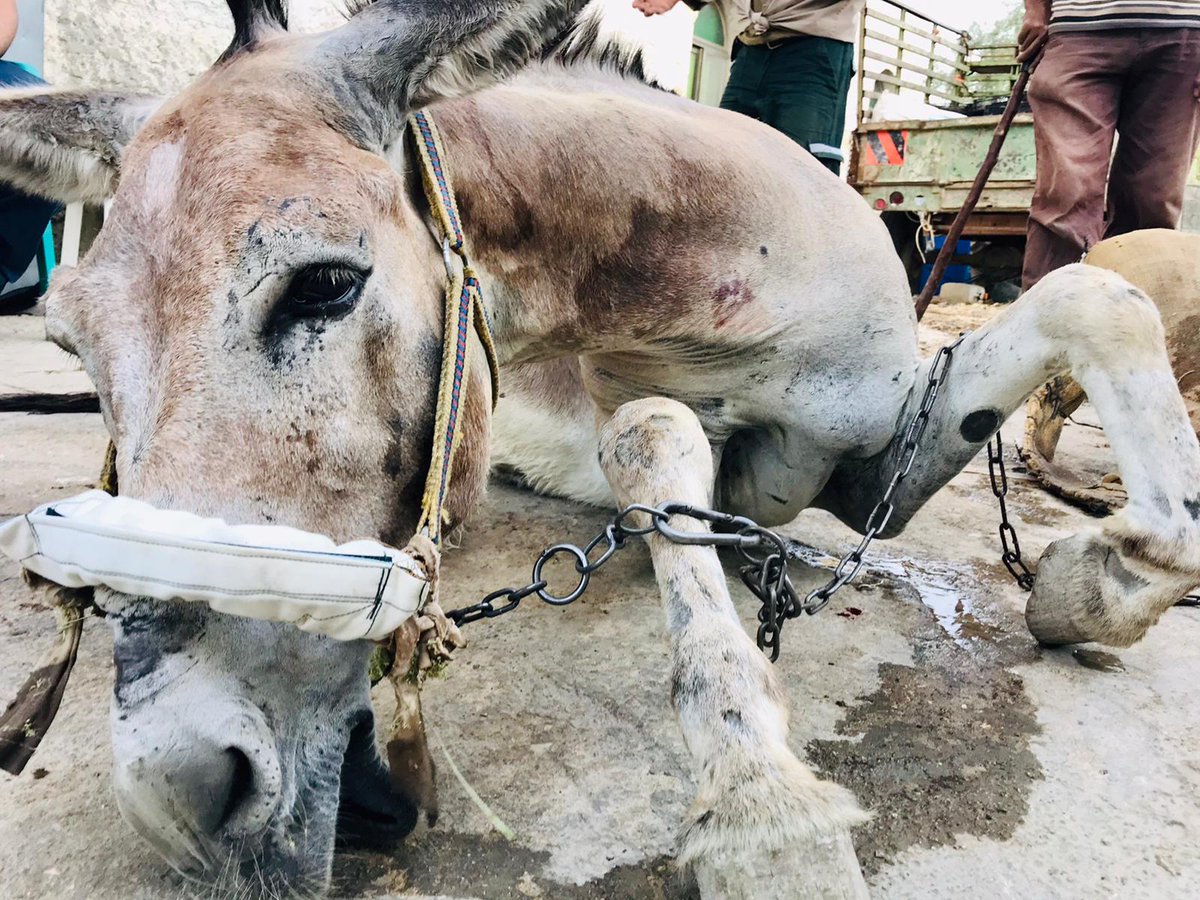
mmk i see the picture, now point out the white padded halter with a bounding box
[0,491,429,641]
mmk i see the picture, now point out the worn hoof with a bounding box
[1026,532,1193,647]
[680,753,869,900]
[692,828,868,900]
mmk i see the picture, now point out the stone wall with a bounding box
[42,0,692,95]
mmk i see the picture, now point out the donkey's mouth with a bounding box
[337,711,421,848]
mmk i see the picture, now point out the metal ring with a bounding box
[533,544,591,605]
[735,525,787,565]
[581,526,623,574]
[612,503,668,536]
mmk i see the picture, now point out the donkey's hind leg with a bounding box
[833,264,1200,647]
[491,358,614,506]
[598,397,868,900]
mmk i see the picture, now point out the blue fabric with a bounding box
[0,61,61,290]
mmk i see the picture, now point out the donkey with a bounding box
[3,0,1200,896]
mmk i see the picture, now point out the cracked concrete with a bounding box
[1,305,1199,899]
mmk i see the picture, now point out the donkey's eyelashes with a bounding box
[282,264,369,319]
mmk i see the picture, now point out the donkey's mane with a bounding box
[342,0,664,90]
[540,14,666,91]
[221,0,289,62]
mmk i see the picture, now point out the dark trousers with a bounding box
[0,61,60,291]
[719,36,854,175]
[1023,29,1200,289]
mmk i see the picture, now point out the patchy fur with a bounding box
[598,398,868,895]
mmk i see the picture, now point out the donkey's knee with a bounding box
[598,398,868,897]
[598,397,713,507]
[1028,263,1167,365]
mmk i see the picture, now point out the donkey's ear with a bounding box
[0,89,161,203]
[325,0,591,135]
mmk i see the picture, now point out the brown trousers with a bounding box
[1023,29,1200,289]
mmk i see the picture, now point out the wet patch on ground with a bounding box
[792,540,1037,665]
[332,832,698,899]
[808,643,1043,875]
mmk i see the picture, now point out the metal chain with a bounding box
[986,434,1037,591]
[445,502,803,660]
[766,335,967,655]
[447,337,967,661]
[986,421,1200,607]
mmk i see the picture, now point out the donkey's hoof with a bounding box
[692,829,868,900]
[1025,534,1102,646]
[1026,532,1191,648]
[680,754,869,900]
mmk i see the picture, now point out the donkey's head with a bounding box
[0,0,585,892]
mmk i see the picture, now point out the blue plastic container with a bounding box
[917,237,973,293]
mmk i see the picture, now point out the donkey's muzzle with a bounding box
[112,705,283,873]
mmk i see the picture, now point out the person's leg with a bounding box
[0,185,60,287]
[0,61,61,294]
[719,43,766,122]
[1105,29,1200,238]
[1022,33,1126,290]
[762,37,855,174]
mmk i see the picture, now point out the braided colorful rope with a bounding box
[410,111,500,545]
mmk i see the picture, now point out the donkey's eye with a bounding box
[284,265,367,317]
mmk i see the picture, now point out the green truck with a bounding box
[851,0,1199,296]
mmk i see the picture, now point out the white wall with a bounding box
[588,0,694,94]
[44,0,344,93]
[43,0,694,95]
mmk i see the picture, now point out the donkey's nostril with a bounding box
[144,743,262,838]
[114,731,282,864]
[218,747,257,831]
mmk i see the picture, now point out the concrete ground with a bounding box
[2,304,1199,899]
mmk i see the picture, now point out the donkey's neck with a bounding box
[432,84,739,366]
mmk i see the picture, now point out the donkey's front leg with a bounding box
[598,398,868,899]
[849,264,1200,647]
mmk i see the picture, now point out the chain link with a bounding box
[449,338,1196,646]
[986,434,1037,591]
[769,336,960,602]
[987,415,1200,606]
[985,402,1200,607]
[446,502,808,660]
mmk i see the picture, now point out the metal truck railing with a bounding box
[855,0,1021,121]
[852,0,1030,231]
[855,0,969,126]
